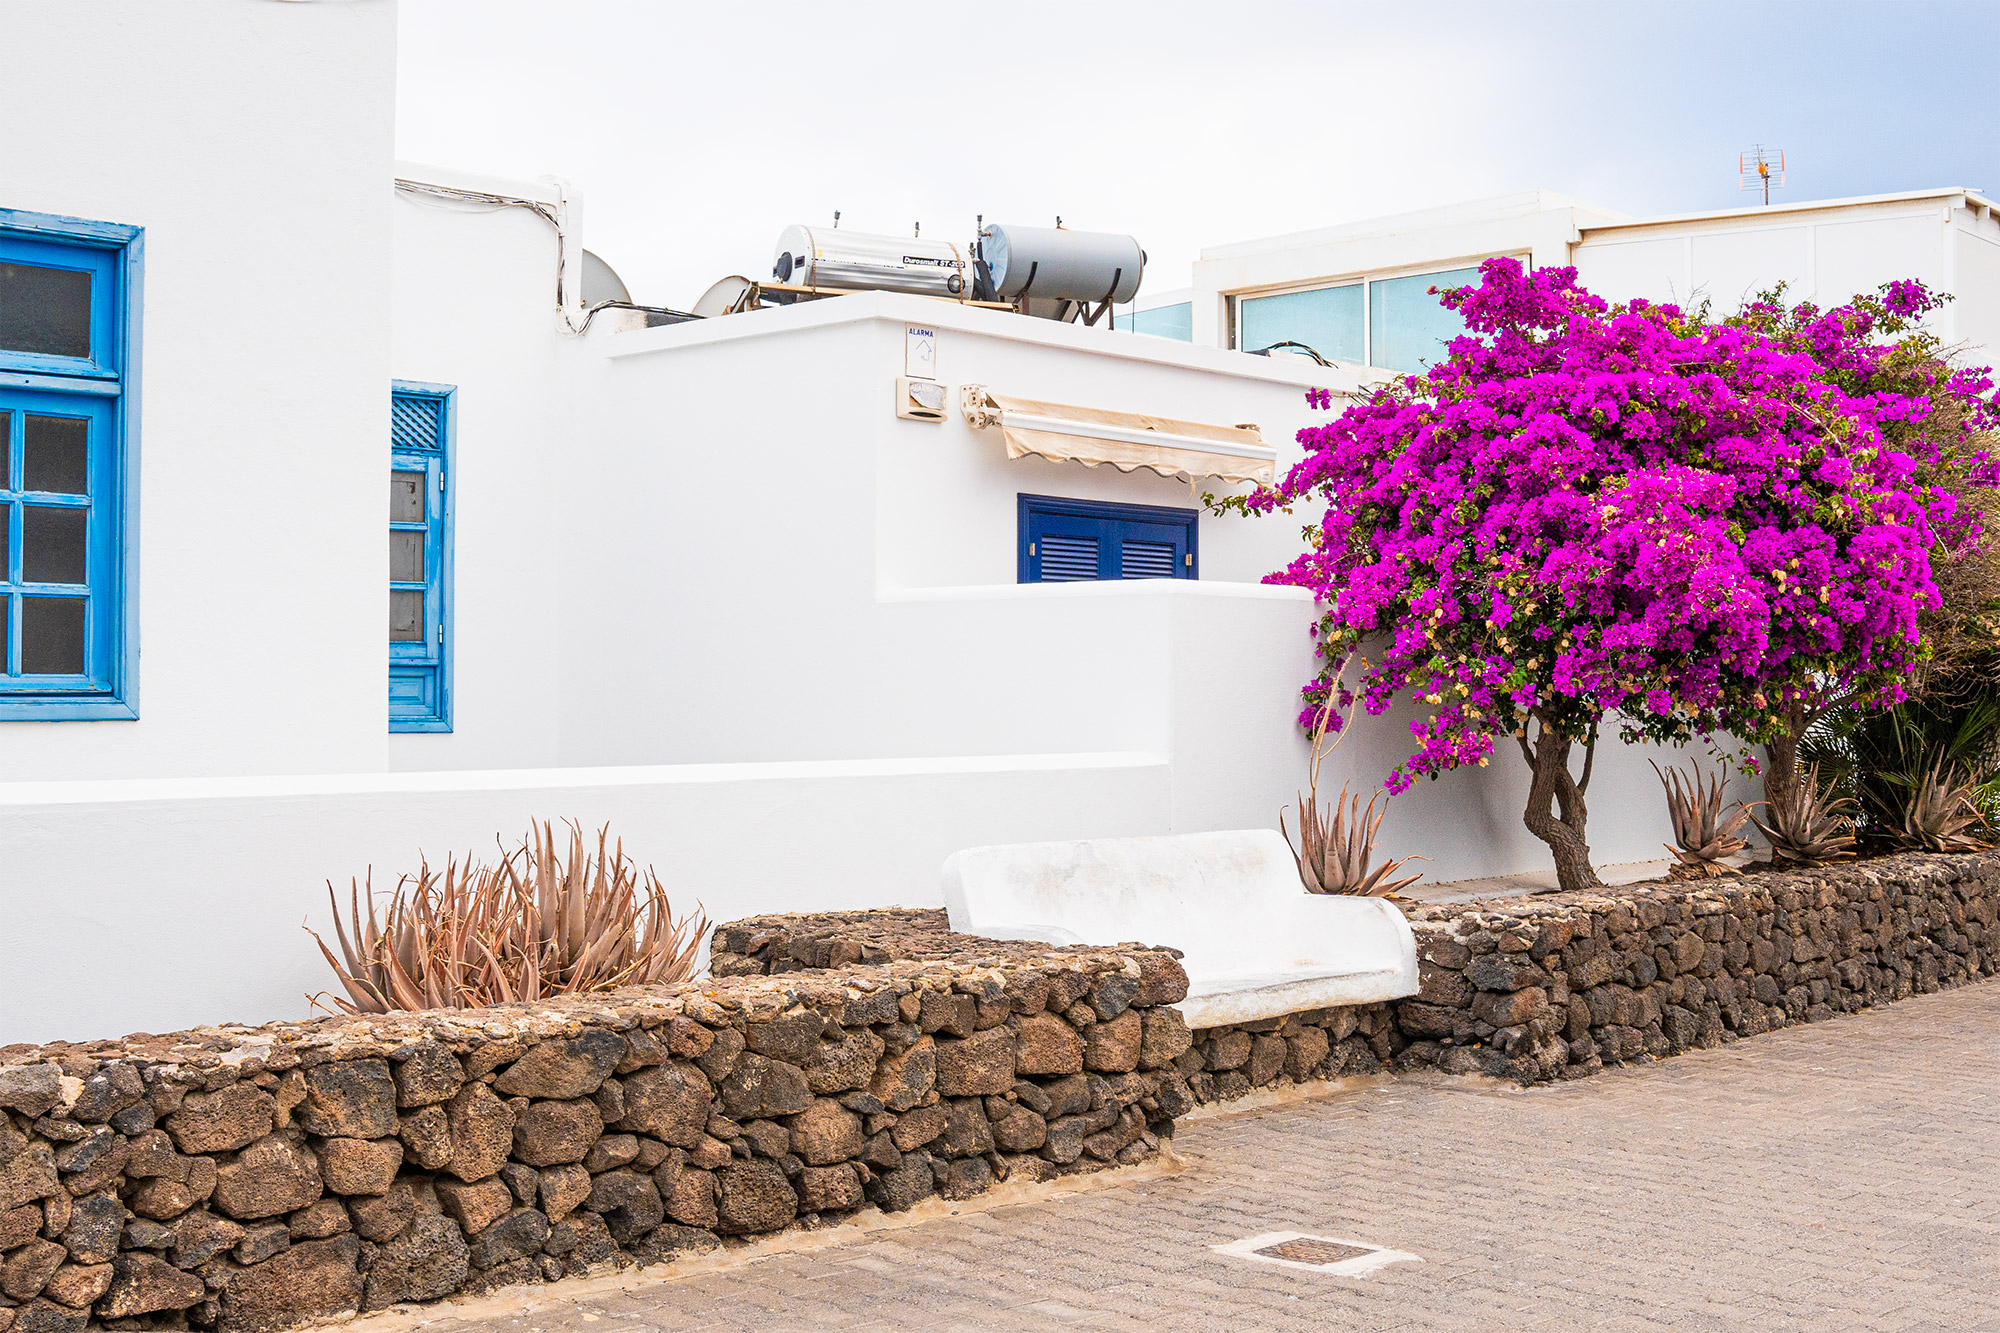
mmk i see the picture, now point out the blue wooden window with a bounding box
[1018,494,1198,583]
[389,381,453,732]
[0,209,141,720]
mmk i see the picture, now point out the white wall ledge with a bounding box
[0,750,1167,808]
[600,290,1356,392]
[877,580,1313,604]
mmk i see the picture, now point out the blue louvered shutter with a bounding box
[1019,495,1197,583]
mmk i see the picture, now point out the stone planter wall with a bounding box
[0,939,1193,1333]
[714,850,2000,1102]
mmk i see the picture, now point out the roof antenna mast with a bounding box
[1738,146,1786,206]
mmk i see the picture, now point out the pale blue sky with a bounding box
[397,1,2000,308]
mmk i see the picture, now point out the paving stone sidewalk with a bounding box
[396,981,2000,1332]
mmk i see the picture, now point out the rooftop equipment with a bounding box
[729,217,1145,326]
[978,223,1143,325]
[772,224,969,299]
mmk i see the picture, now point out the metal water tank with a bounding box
[979,224,1143,303]
[772,225,968,297]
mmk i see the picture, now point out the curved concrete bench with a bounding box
[941,829,1418,1028]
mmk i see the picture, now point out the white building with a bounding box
[1122,187,2000,377]
[2,3,1723,1045]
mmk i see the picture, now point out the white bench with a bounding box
[941,829,1418,1029]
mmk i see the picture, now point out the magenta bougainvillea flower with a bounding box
[1235,260,1998,796]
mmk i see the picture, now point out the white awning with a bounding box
[960,385,1275,486]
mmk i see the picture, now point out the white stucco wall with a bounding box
[544,293,1345,771]
[0,0,396,780]
[388,165,570,771]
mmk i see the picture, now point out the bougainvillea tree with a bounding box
[1718,281,2000,818]
[1227,259,1996,892]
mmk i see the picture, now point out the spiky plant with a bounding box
[1885,759,1989,852]
[1281,682,1426,896]
[307,821,707,1014]
[1283,781,1427,896]
[1750,762,1857,867]
[1651,760,1754,878]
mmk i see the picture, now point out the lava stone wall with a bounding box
[716,850,2000,1102]
[1384,849,2000,1085]
[0,942,1193,1333]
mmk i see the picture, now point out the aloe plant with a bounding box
[1651,760,1754,877]
[1281,686,1425,896]
[1750,762,1857,866]
[307,821,707,1014]
[1885,759,1989,852]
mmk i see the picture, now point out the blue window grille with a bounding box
[1018,494,1197,583]
[0,209,142,720]
[389,381,453,732]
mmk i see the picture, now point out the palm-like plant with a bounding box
[1651,761,1754,877]
[1750,762,1858,866]
[1281,681,1425,896]
[307,821,707,1014]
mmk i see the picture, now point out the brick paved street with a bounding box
[379,981,2000,1332]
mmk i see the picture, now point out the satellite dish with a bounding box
[693,275,755,319]
[579,249,631,306]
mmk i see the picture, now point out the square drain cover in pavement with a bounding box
[1214,1231,1421,1278]
[1257,1238,1372,1265]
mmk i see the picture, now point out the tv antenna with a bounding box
[1739,146,1786,206]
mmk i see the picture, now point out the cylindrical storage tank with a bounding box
[980,225,1144,303]
[772,225,967,297]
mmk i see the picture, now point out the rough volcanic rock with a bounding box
[787,1100,864,1166]
[314,1137,403,1196]
[714,1160,794,1235]
[715,1054,812,1120]
[212,1136,322,1220]
[616,1062,712,1147]
[442,1083,514,1183]
[215,1235,362,1333]
[934,1028,1016,1096]
[392,1042,465,1108]
[165,1086,275,1155]
[510,1099,603,1167]
[493,1030,624,1101]
[361,1215,468,1311]
[296,1062,398,1140]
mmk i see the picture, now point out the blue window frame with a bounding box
[0,209,141,720]
[389,381,453,732]
[1018,494,1197,583]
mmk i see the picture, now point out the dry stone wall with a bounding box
[716,850,2000,1101]
[6,851,1991,1333]
[0,940,1192,1333]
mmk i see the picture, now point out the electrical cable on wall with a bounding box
[393,179,697,333]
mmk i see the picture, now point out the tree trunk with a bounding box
[1762,703,1805,817]
[1518,713,1604,894]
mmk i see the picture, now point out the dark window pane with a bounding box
[390,589,424,641]
[0,505,10,582]
[390,530,425,583]
[22,505,85,584]
[20,595,85,675]
[0,595,9,674]
[24,415,88,495]
[391,470,425,523]
[0,262,92,360]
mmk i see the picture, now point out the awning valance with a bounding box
[960,385,1275,486]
